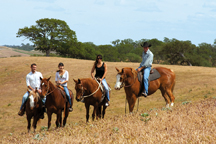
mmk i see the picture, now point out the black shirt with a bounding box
[95,62,105,78]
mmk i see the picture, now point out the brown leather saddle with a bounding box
[57,85,70,102]
[137,68,161,94]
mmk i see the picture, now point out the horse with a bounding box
[73,78,110,122]
[25,89,43,133]
[114,67,176,113]
[40,77,74,129]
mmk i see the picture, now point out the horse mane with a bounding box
[123,67,137,80]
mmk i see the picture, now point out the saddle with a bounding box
[56,85,69,102]
[137,68,161,94]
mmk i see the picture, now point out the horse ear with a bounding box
[35,88,38,93]
[121,68,124,74]
[47,76,51,81]
[78,79,81,84]
[27,89,30,93]
[73,79,78,84]
[40,77,42,80]
[115,67,120,72]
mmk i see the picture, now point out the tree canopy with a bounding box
[16,18,77,56]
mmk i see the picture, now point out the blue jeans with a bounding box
[64,86,72,106]
[143,67,151,94]
[102,79,110,101]
[20,91,46,110]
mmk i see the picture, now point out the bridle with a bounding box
[42,81,57,97]
[77,78,101,101]
[118,73,138,89]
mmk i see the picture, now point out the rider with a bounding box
[55,62,73,112]
[137,42,154,97]
[18,63,46,116]
[91,54,110,106]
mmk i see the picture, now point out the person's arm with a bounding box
[26,75,34,91]
[60,71,69,84]
[101,63,107,80]
[55,72,59,85]
[91,63,95,79]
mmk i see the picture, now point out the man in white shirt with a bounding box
[18,63,46,116]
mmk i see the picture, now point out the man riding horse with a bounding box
[136,42,154,97]
[18,63,46,117]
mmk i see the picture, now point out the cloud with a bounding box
[27,0,57,3]
[94,0,105,5]
[34,6,65,12]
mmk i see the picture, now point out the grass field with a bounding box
[0,57,216,143]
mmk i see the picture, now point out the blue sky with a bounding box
[1,0,216,46]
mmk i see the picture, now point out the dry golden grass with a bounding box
[1,57,216,143]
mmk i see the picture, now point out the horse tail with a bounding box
[171,70,176,93]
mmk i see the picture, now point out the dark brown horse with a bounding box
[73,78,110,122]
[25,89,43,132]
[114,67,176,112]
[40,77,74,129]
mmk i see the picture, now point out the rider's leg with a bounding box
[64,86,73,112]
[18,91,29,116]
[143,67,151,96]
[102,79,110,106]
[20,91,29,110]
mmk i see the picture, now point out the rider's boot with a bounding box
[18,106,25,116]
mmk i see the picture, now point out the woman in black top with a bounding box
[91,54,110,106]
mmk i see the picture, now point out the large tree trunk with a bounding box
[46,49,51,57]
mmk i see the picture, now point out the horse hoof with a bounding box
[170,103,174,107]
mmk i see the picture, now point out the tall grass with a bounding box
[2,98,216,143]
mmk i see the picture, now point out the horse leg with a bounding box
[97,106,102,119]
[102,105,107,119]
[160,89,170,108]
[27,115,32,133]
[59,111,62,127]
[166,89,175,107]
[47,111,52,130]
[63,106,69,127]
[85,103,90,122]
[56,110,61,128]
[127,94,137,113]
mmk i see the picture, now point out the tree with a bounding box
[17,18,77,56]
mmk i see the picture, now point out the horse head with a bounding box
[40,76,51,98]
[28,89,39,110]
[73,79,86,102]
[114,67,136,90]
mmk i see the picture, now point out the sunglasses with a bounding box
[97,57,102,59]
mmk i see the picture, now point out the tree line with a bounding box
[16,18,216,67]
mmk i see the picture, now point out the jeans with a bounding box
[20,91,46,110]
[102,79,110,101]
[64,86,72,106]
[143,67,151,94]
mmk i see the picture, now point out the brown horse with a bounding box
[73,78,110,122]
[40,77,74,129]
[25,89,43,132]
[114,67,176,112]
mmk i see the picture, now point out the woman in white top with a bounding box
[55,62,72,112]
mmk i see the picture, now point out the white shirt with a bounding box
[26,71,43,90]
[55,70,69,87]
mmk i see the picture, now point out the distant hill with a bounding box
[0,46,43,58]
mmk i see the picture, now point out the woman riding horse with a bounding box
[90,54,110,106]
[55,62,73,112]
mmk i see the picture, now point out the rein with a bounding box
[44,81,58,96]
[81,78,102,98]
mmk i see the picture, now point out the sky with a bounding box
[1,0,216,46]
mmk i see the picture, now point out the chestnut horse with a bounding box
[40,77,74,129]
[73,78,110,122]
[114,67,176,112]
[25,89,43,132]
